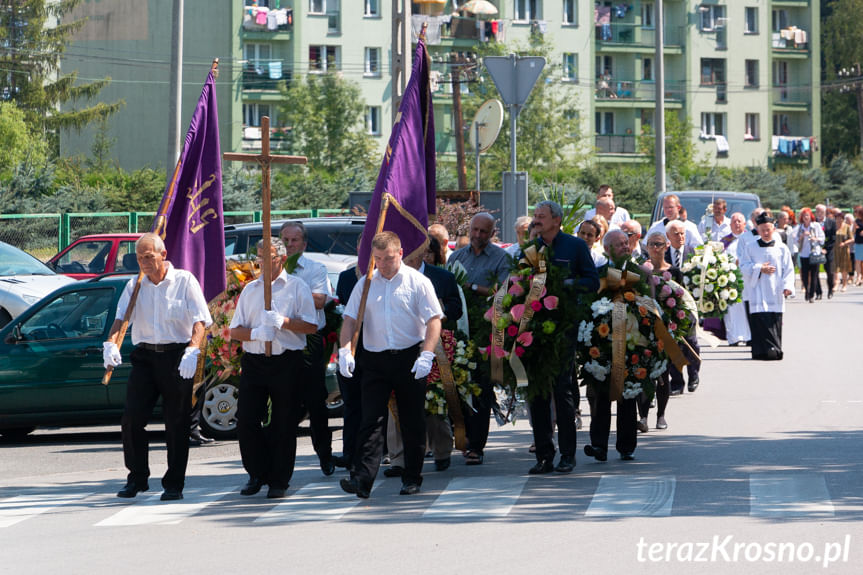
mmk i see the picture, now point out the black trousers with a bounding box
[669,333,700,392]
[465,372,494,455]
[800,256,821,300]
[819,249,835,295]
[238,350,304,489]
[299,331,332,462]
[354,344,425,490]
[589,385,637,455]
[121,345,192,491]
[638,371,669,419]
[529,341,577,462]
[336,352,363,466]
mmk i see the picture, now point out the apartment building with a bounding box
[58,0,820,172]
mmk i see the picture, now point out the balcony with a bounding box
[772,29,809,56]
[772,85,810,109]
[241,7,292,41]
[595,23,684,52]
[242,60,289,92]
[242,126,293,152]
[411,14,502,46]
[770,135,815,167]
[595,134,639,155]
[595,79,685,105]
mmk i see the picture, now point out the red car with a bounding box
[48,233,143,280]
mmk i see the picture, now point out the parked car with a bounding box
[650,191,762,229]
[224,217,365,258]
[0,240,76,329]
[0,275,341,440]
[47,233,143,280]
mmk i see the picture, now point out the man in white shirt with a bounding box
[103,233,212,501]
[697,198,732,242]
[663,221,701,394]
[620,219,643,260]
[230,238,318,499]
[280,221,336,476]
[338,232,443,498]
[647,194,703,251]
[583,184,631,226]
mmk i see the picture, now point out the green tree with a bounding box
[0,101,47,175]
[638,111,701,182]
[822,0,863,159]
[0,0,124,154]
[278,73,377,173]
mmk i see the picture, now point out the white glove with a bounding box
[338,346,355,378]
[264,310,285,330]
[250,324,276,343]
[411,351,436,380]
[178,347,200,379]
[103,341,122,369]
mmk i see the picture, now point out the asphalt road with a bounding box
[1,287,862,575]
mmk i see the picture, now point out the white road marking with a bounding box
[254,482,380,523]
[750,474,834,518]
[821,400,838,404]
[423,476,527,519]
[0,493,93,528]
[95,487,231,526]
[585,475,676,517]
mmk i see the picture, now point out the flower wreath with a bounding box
[425,330,482,417]
[680,243,743,318]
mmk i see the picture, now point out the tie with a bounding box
[674,249,681,267]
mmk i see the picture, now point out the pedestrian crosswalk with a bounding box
[0,472,843,530]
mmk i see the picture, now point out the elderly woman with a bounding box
[834,214,854,292]
[795,207,825,303]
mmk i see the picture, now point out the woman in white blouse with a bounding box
[794,207,825,303]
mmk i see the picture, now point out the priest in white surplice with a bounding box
[721,212,751,346]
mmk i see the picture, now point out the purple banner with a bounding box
[358,38,436,272]
[154,70,226,302]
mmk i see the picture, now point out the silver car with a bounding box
[0,241,76,328]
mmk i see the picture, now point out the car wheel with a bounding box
[199,380,239,440]
[0,308,11,329]
[0,426,35,440]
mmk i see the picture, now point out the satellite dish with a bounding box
[469,99,503,152]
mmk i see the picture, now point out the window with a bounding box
[773,113,790,136]
[563,0,577,25]
[309,0,325,13]
[309,45,339,72]
[642,2,654,28]
[700,58,726,85]
[54,241,113,274]
[745,7,758,34]
[700,4,726,31]
[244,43,271,67]
[563,53,577,81]
[515,0,541,21]
[772,9,788,32]
[364,47,381,76]
[364,0,379,16]
[745,59,759,87]
[595,111,615,135]
[113,242,138,273]
[366,106,381,136]
[597,55,614,77]
[744,113,760,140]
[243,104,271,127]
[701,112,725,137]
[20,288,114,341]
[642,57,653,81]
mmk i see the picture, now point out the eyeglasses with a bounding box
[625,232,637,237]
[647,242,666,248]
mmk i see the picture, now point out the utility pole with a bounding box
[391,0,411,124]
[167,0,184,169]
[838,63,863,154]
[449,53,475,192]
[654,0,666,195]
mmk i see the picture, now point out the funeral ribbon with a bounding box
[600,266,688,401]
[433,339,467,451]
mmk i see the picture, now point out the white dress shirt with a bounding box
[647,218,704,251]
[117,262,212,345]
[230,269,317,354]
[343,263,442,353]
[697,215,732,242]
[583,206,631,226]
[291,253,331,330]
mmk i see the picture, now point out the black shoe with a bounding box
[383,465,404,478]
[340,477,370,499]
[117,482,148,498]
[160,488,183,501]
[266,487,287,499]
[425,450,434,459]
[240,477,265,496]
[828,291,834,299]
[620,452,635,461]
[332,455,350,468]
[434,457,451,471]
[555,455,575,473]
[320,458,336,477]
[188,428,214,446]
[584,444,608,462]
[399,483,421,495]
[687,378,699,393]
[669,388,683,396]
[528,459,555,474]
[816,293,822,300]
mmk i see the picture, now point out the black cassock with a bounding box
[749,312,783,360]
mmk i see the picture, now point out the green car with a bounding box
[0,275,341,440]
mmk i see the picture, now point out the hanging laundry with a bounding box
[537,20,548,34]
[255,8,269,26]
[269,61,282,80]
[715,135,730,153]
[614,4,629,18]
[267,11,278,30]
[595,6,611,25]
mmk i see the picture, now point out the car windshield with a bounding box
[0,242,55,276]
[677,196,761,225]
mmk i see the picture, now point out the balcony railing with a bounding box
[242,7,292,32]
[595,79,686,101]
[773,85,810,104]
[595,23,684,47]
[772,29,808,52]
[595,134,639,154]
[243,61,289,91]
[411,15,502,44]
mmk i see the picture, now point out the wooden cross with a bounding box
[223,116,307,355]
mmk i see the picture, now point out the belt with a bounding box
[370,342,422,355]
[137,342,188,352]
